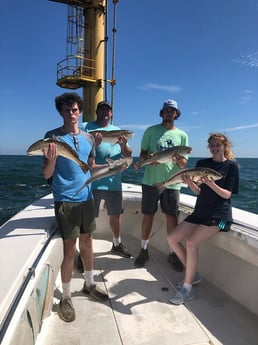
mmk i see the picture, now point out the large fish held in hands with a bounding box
[27,138,91,173]
[76,156,133,194]
[133,145,192,170]
[88,129,134,144]
[154,167,223,192]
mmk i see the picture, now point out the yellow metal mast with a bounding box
[49,0,117,122]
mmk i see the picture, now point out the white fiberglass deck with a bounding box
[1,190,257,345]
[36,221,258,345]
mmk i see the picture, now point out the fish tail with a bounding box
[79,161,91,174]
[74,182,87,196]
[153,182,165,193]
[133,161,140,171]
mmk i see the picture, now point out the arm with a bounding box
[201,176,232,199]
[183,174,232,199]
[182,174,201,195]
[118,135,132,157]
[173,154,188,169]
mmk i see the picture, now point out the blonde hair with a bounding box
[207,133,235,160]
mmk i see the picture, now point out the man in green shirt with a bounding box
[134,100,189,271]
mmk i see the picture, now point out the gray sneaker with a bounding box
[111,243,132,258]
[176,272,202,289]
[169,287,196,305]
[59,297,76,322]
[82,282,109,301]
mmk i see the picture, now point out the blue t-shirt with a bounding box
[44,127,95,202]
[81,122,122,191]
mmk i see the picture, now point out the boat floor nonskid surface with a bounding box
[37,236,258,345]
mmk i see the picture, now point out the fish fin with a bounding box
[105,158,115,165]
[79,161,91,174]
[74,180,90,195]
[133,161,140,171]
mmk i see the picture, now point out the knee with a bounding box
[80,234,92,250]
[64,246,76,261]
[186,238,198,251]
[167,232,177,246]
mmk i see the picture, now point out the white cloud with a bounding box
[240,95,252,104]
[139,83,182,93]
[219,123,258,132]
[119,124,149,130]
[234,51,258,68]
[240,89,255,104]
[119,124,202,131]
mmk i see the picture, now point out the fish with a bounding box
[153,167,223,192]
[27,138,91,173]
[76,156,133,193]
[133,146,192,170]
[88,129,134,144]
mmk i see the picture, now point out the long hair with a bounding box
[207,133,235,160]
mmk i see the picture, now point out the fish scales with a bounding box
[88,129,134,144]
[76,157,133,194]
[27,138,91,173]
[134,146,192,170]
[154,167,223,192]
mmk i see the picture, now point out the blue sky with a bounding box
[1,0,258,157]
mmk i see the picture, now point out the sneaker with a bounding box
[82,282,109,301]
[176,272,202,289]
[111,243,132,258]
[169,287,196,305]
[134,248,149,268]
[59,297,76,322]
[167,252,184,272]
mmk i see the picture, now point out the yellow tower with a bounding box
[49,0,117,121]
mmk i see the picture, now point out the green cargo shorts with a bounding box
[54,200,96,240]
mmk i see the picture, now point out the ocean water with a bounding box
[0,155,257,227]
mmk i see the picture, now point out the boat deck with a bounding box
[36,234,258,345]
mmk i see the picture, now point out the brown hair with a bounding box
[55,92,83,114]
[207,133,235,160]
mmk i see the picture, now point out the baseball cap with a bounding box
[96,101,112,110]
[162,99,181,115]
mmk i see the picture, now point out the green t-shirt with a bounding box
[141,124,189,190]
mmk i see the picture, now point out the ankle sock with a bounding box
[62,281,71,298]
[183,282,192,291]
[84,270,94,286]
[141,239,149,250]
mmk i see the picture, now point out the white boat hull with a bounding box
[0,183,257,345]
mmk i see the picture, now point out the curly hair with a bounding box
[55,92,83,114]
[207,133,235,160]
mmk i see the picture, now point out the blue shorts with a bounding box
[93,190,123,216]
[141,184,179,216]
[185,214,232,232]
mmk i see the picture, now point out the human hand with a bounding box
[182,173,192,185]
[93,132,103,146]
[200,175,216,186]
[43,142,58,160]
[117,135,127,147]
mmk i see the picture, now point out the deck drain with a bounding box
[161,287,169,292]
